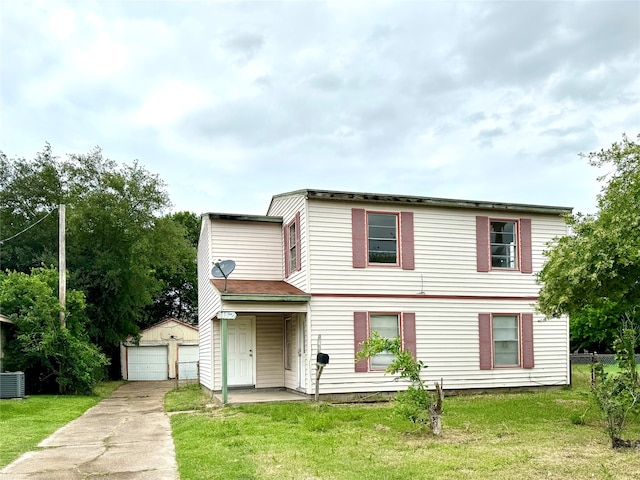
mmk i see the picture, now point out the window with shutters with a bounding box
[352,209,414,270]
[284,212,301,276]
[354,311,417,372]
[288,222,298,270]
[478,313,534,369]
[476,216,532,273]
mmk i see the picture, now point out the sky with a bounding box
[1,0,639,217]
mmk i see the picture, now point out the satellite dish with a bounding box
[212,259,235,292]
[212,259,236,278]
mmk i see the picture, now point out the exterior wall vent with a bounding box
[0,372,26,399]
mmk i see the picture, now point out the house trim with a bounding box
[220,294,311,303]
[311,293,539,301]
[270,189,572,215]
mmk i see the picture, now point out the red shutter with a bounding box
[479,313,492,370]
[354,312,369,372]
[400,211,415,270]
[294,212,301,271]
[402,312,417,360]
[521,313,535,368]
[520,218,532,274]
[352,208,367,268]
[283,223,290,277]
[476,216,490,272]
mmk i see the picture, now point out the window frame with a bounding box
[367,312,401,371]
[284,212,301,277]
[490,219,519,270]
[367,211,400,266]
[491,313,520,367]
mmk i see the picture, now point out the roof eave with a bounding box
[270,189,572,215]
[220,294,311,303]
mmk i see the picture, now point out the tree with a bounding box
[0,146,196,375]
[141,212,199,326]
[356,332,444,434]
[537,134,640,351]
[0,267,108,394]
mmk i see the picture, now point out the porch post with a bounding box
[221,318,228,404]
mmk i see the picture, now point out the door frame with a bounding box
[227,315,256,387]
[297,315,306,390]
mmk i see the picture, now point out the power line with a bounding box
[0,209,56,244]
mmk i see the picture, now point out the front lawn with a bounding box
[169,367,640,480]
[0,381,123,467]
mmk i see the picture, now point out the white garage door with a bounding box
[127,346,168,380]
[178,345,199,380]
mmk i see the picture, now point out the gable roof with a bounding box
[140,318,198,333]
[270,189,572,215]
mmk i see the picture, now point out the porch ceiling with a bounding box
[211,279,310,303]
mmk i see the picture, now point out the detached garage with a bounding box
[120,318,199,381]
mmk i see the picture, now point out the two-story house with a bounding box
[197,189,571,397]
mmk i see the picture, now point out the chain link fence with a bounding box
[570,353,640,365]
[174,361,199,388]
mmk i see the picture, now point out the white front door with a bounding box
[227,316,254,386]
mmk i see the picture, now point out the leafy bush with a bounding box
[591,318,640,448]
[355,332,443,434]
[1,267,109,394]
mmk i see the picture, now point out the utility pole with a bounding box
[59,204,66,328]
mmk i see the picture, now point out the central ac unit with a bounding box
[0,372,26,399]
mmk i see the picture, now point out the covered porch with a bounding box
[210,279,311,399]
[211,387,310,406]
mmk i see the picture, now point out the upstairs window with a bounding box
[284,212,301,276]
[352,209,414,270]
[288,222,298,271]
[476,216,532,273]
[491,221,517,269]
[368,213,398,264]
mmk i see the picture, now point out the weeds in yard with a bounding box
[168,375,640,480]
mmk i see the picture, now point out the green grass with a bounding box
[169,367,640,480]
[165,382,210,412]
[0,381,123,467]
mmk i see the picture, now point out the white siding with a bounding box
[210,220,282,280]
[305,200,568,297]
[198,217,220,390]
[256,314,285,388]
[306,297,569,394]
[199,192,570,395]
[267,194,309,291]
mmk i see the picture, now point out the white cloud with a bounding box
[1,0,638,217]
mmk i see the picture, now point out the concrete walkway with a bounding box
[0,381,178,480]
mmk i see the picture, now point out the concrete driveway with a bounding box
[0,381,178,480]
